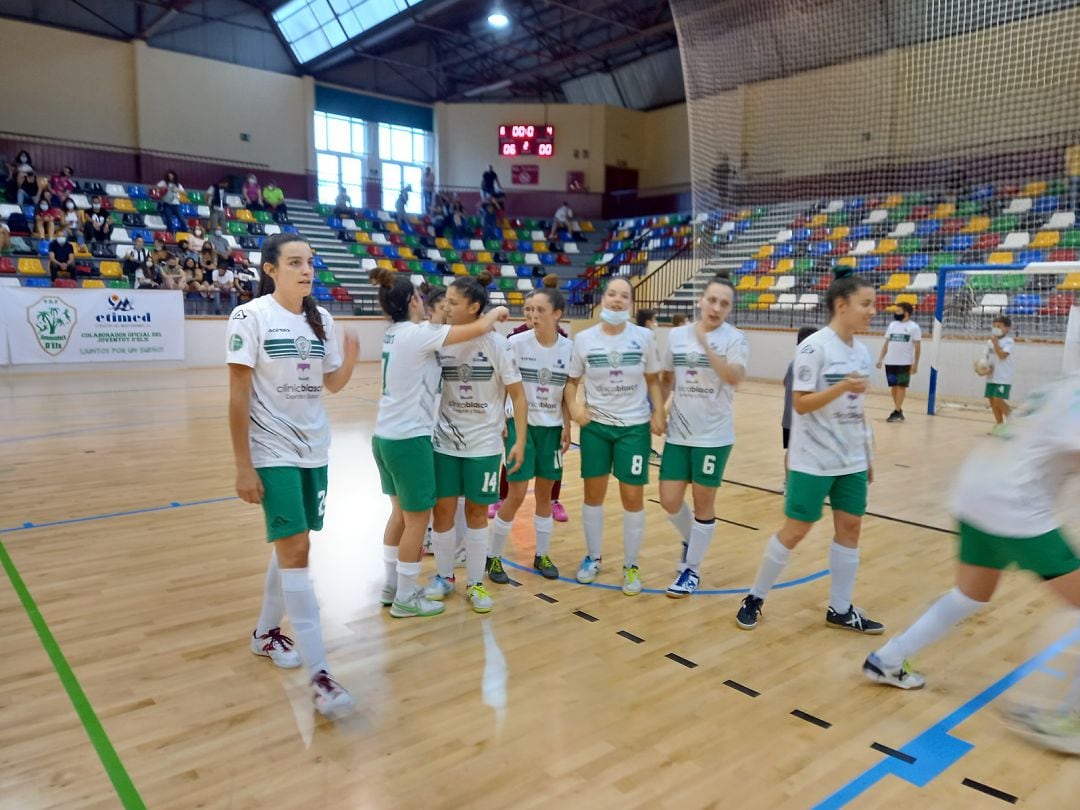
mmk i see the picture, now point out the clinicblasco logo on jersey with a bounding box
[27,295,77,356]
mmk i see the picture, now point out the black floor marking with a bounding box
[617,630,645,644]
[961,778,1018,804]
[535,593,558,603]
[790,709,831,729]
[573,609,598,622]
[646,499,758,532]
[665,653,698,668]
[723,679,760,698]
[894,463,912,468]
[870,742,916,764]
[507,577,522,587]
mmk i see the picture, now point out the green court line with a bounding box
[0,539,146,809]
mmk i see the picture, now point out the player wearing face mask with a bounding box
[876,301,921,423]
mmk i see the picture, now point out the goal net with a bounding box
[929,263,1079,413]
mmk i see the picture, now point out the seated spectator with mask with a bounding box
[35,196,63,240]
[83,197,112,246]
[160,252,184,290]
[49,167,76,208]
[48,228,76,281]
[186,225,206,254]
[242,174,262,209]
[261,181,287,221]
[135,259,163,289]
[209,227,230,262]
[210,262,238,313]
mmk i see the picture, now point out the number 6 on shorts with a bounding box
[702,455,716,477]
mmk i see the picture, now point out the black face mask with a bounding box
[894,313,906,321]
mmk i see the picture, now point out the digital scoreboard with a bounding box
[498,124,555,158]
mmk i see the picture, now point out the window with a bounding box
[379,123,432,214]
[273,0,427,64]
[314,111,365,207]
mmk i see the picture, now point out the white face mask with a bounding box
[56,236,67,245]
[214,230,222,236]
[600,307,631,326]
[991,327,1004,337]
[40,202,49,211]
[92,204,100,210]
[66,203,75,210]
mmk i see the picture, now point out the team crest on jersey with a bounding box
[538,367,552,385]
[798,366,813,382]
[608,350,622,367]
[295,336,311,360]
[459,364,473,382]
[686,350,701,367]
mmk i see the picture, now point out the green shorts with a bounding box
[256,465,328,541]
[985,383,1012,400]
[579,421,651,485]
[785,470,868,523]
[958,521,1080,579]
[505,421,564,483]
[434,451,502,504]
[659,442,733,488]
[372,435,437,512]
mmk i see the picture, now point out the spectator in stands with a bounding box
[178,239,198,265]
[18,170,41,207]
[635,309,657,330]
[479,198,497,230]
[234,256,257,296]
[156,170,184,225]
[450,197,467,237]
[209,227,230,262]
[547,201,576,241]
[422,167,435,214]
[187,225,206,254]
[48,228,76,281]
[0,218,10,254]
[210,262,237,313]
[160,252,184,290]
[207,178,228,231]
[135,258,163,289]
[671,313,688,327]
[34,197,62,240]
[12,151,34,194]
[61,199,84,245]
[395,185,411,226]
[49,166,76,207]
[151,237,170,266]
[84,197,112,246]
[200,242,219,279]
[124,236,151,279]
[334,186,352,218]
[182,256,211,297]
[262,180,287,222]
[481,164,503,203]
[242,174,262,210]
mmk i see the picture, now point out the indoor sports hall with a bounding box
[3,2,1080,808]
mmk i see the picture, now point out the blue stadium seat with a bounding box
[516,266,532,277]
[903,254,929,271]
[313,285,332,301]
[421,260,435,274]
[945,235,973,252]
[540,253,556,266]
[1017,249,1045,265]
[360,208,379,220]
[791,228,812,242]
[281,225,298,234]
[773,243,795,257]
[327,217,343,229]
[846,198,865,210]
[915,221,941,236]
[313,255,327,269]
[808,242,832,256]
[37,240,49,256]
[454,238,471,250]
[127,185,147,199]
[945,274,968,290]
[971,184,995,200]
[1006,293,1040,315]
[735,220,751,232]
[849,224,872,240]
[1033,196,1058,213]
[857,256,880,271]
[25,277,50,287]
[180,204,197,217]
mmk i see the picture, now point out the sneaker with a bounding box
[534,554,559,579]
[453,543,467,569]
[1002,705,1080,755]
[551,501,568,523]
[576,555,601,584]
[379,583,395,606]
[466,582,494,613]
[423,573,456,601]
[390,587,445,618]
[666,568,700,599]
[862,652,925,689]
[897,410,905,422]
[736,594,764,630]
[486,555,510,585]
[886,410,901,423]
[826,605,885,634]
[990,423,1013,439]
[310,670,355,717]
[251,628,301,668]
[622,565,643,596]
[488,500,502,519]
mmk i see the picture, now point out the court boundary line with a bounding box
[0,539,146,809]
[0,496,237,534]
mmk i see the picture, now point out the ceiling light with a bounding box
[487,7,510,28]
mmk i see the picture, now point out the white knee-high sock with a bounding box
[489,516,514,557]
[465,526,488,585]
[432,529,456,579]
[828,542,860,614]
[280,568,329,678]
[256,550,284,635]
[749,535,791,600]
[623,510,645,567]
[667,502,692,542]
[875,588,986,668]
[382,544,398,589]
[454,497,467,548]
[395,560,421,602]
[583,504,604,559]
[534,515,554,556]
[685,518,716,573]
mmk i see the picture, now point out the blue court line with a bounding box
[500,556,829,595]
[0,496,238,534]
[814,624,1080,809]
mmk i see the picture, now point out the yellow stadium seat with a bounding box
[961,216,990,233]
[398,247,416,260]
[736,275,757,291]
[82,279,105,288]
[828,226,850,241]
[386,222,402,235]
[1030,231,1060,248]
[750,293,776,311]
[376,258,394,270]
[882,273,910,291]
[874,239,899,254]
[884,194,904,208]
[737,208,752,220]
[18,258,46,275]
[435,237,451,249]
[73,243,91,257]
[235,209,255,223]
[99,261,122,278]
[809,213,828,227]
[932,203,955,218]
[895,294,918,308]
[111,198,136,213]
[1058,273,1080,290]
[1022,180,1048,197]
[836,256,857,268]
[355,231,371,243]
[987,251,1014,265]
[452,263,468,276]
[174,231,190,245]
[581,221,595,233]
[477,251,493,264]
[753,244,775,260]
[756,276,776,290]
[774,258,795,274]
[507,291,524,306]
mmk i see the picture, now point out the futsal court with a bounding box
[3,365,1077,809]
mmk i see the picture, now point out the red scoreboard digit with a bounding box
[498,124,554,158]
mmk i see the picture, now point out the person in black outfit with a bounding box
[48,229,76,281]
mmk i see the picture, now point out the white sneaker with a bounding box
[862,653,925,690]
[454,544,467,569]
[622,565,643,596]
[251,628,301,669]
[666,567,699,598]
[424,574,456,601]
[1003,704,1080,755]
[390,587,445,618]
[576,555,601,584]
[379,583,395,606]
[311,670,355,717]
[466,582,494,613]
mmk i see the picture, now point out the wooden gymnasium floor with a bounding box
[2,365,1078,810]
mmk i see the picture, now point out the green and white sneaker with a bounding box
[466,582,494,613]
[1002,705,1080,754]
[622,565,643,596]
[862,653,925,690]
[390,587,445,618]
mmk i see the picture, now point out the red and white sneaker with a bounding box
[251,628,301,669]
[551,501,568,522]
[311,670,355,717]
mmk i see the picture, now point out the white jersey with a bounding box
[883,319,921,365]
[663,322,749,447]
[987,335,1016,385]
[952,375,1080,536]
[509,330,572,427]
[569,323,660,426]
[375,320,451,440]
[226,295,343,468]
[788,327,874,476]
[435,332,521,457]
